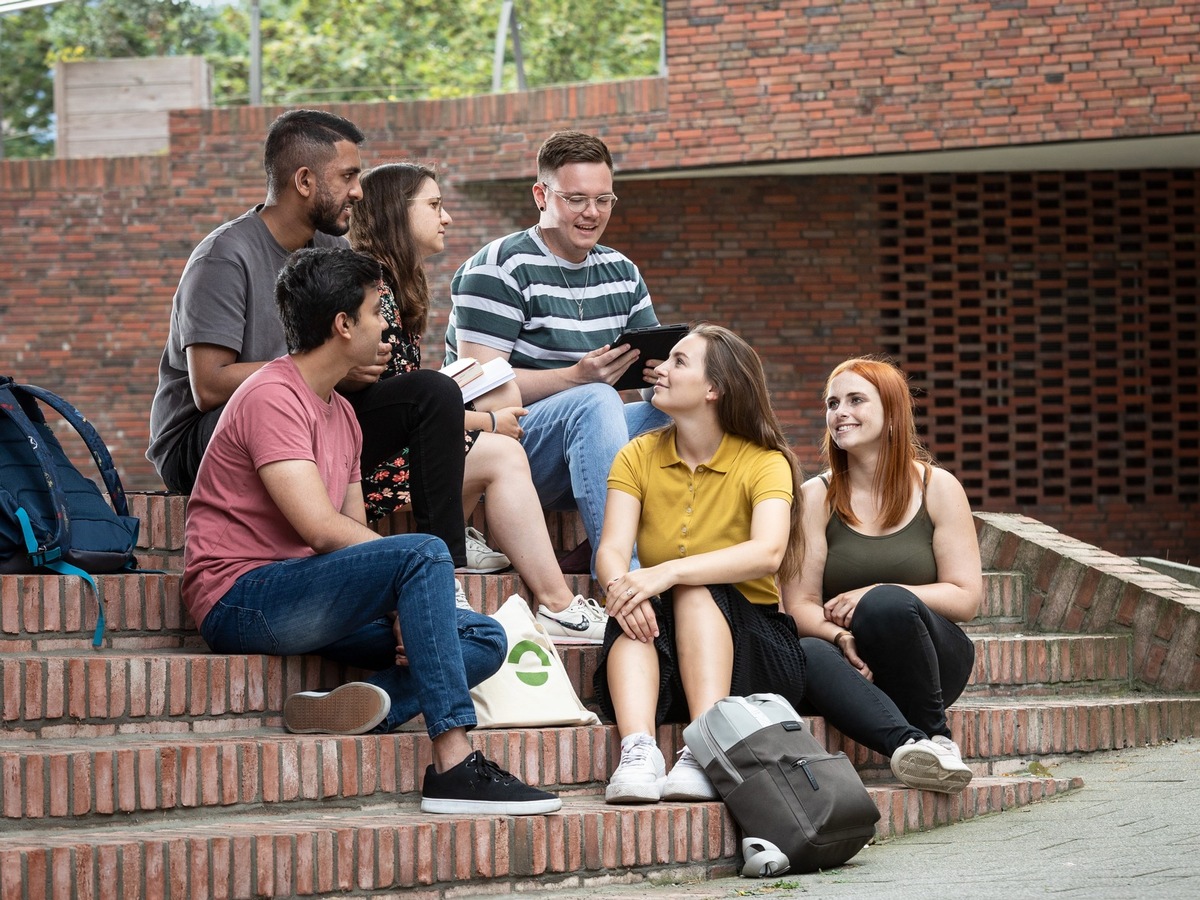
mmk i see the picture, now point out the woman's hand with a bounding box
[491,406,527,439]
[338,342,392,390]
[605,565,673,618]
[823,584,878,628]
[835,632,873,682]
[613,598,659,642]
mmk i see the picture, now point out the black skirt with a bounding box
[593,583,807,725]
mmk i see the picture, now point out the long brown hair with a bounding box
[821,356,934,528]
[687,323,805,581]
[347,162,435,336]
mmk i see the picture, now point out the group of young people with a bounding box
[149,109,982,817]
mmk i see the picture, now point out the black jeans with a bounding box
[797,636,925,757]
[849,584,975,741]
[158,406,223,494]
[347,368,468,567]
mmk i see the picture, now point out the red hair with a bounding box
[821,356,933,529]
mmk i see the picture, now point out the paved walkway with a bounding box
[554,737,1200,900]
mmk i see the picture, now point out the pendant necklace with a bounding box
[538,226,592,320]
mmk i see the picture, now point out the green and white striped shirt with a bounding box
[445,227,658,368]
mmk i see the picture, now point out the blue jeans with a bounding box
[520,383,669,572]
[198,534,506,739]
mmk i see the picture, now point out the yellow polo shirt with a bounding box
[608,429,793,605]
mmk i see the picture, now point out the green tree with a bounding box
[0,6,55,158]
[0,0,663,159]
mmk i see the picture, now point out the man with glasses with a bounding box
[446,131,668,595]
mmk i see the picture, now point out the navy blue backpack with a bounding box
[0,376,140,647]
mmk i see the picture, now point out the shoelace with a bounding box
[620,739,659,767]
[572,596,607,622]
[465,527,500,554]
[470,753,517,784]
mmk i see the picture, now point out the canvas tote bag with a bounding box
[470,595,600,728]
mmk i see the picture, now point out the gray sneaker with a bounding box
[537,595,608,643]
[454,579,473,610]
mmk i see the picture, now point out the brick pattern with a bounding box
[977,512,1200,691]
[2,2,1199,562]
[3,498,1200,897]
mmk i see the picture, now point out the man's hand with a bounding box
[571,344,640,386]
[338,342,392,391]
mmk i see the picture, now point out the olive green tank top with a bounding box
[820,473,939,600]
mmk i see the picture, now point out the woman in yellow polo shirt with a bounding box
[593,323,806,804]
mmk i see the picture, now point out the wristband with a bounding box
[488,411,497,433]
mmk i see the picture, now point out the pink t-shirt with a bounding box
[182,355,362,626]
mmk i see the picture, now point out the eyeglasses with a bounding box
[409,195,443,212]
[541,183,618,213]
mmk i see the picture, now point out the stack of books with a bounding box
[441,357,516,403]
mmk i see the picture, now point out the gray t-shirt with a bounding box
[146,206,346,475]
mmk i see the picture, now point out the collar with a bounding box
[655,430,740,474]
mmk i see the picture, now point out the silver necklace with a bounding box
[538,226,592,320]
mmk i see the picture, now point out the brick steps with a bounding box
[0,626,1137,736]
[2,495,1197,898]
[7,694,1195,825]
[0,775,1080,899]
[1,569,1026,652]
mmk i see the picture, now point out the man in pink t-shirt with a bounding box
[184,247,560,816]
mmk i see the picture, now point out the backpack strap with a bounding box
[15,383,131,518]
[0,378,107,648]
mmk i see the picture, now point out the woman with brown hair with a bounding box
[347,162,607,641]
[595,323,806,804]
[781,355,981,793]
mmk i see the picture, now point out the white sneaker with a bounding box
[890,737,973,793]
[662,746,719,801]
[930,733,964,759]
[537,595,608,643]
[605,732,666,804]
[454,579,472,611]
[457,526,509,574]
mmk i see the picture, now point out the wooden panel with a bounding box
[55,57,210,159]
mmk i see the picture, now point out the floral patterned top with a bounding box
[362,283,478,522]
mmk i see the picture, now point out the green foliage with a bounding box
[0,0,663,159]
[0,7,55,158]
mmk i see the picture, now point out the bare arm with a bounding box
[258,459,379,554]
[780,478,874,678]
[904,468,983,622]
[185,344,267,412]
[604,496,793,615]
[458,339,641,406]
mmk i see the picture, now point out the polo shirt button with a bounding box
[678,545,686,555]
[681,526,688,535]
[686,506,692,515]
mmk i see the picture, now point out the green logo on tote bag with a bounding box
[507,639,551,686]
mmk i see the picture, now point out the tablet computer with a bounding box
[610,323,688,391]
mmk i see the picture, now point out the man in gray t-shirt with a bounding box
[147,109,365,493]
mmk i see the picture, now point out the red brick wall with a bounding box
[2,0,1198,561]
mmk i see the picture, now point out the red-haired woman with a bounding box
[782,356,981,793]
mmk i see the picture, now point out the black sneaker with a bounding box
[420,750,562,815]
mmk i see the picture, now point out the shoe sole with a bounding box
[455,563,510,574]
[420,796,563,815]
[891,748,973,794]
[283,683,390,735]
[537,616,606,644]
[661,785,721,802]
[605,779,666,804]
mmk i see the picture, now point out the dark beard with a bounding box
[312,183,350,236]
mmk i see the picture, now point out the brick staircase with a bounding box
[2,497,1198,898]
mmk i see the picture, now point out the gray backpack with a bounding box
[683,693,880,876]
